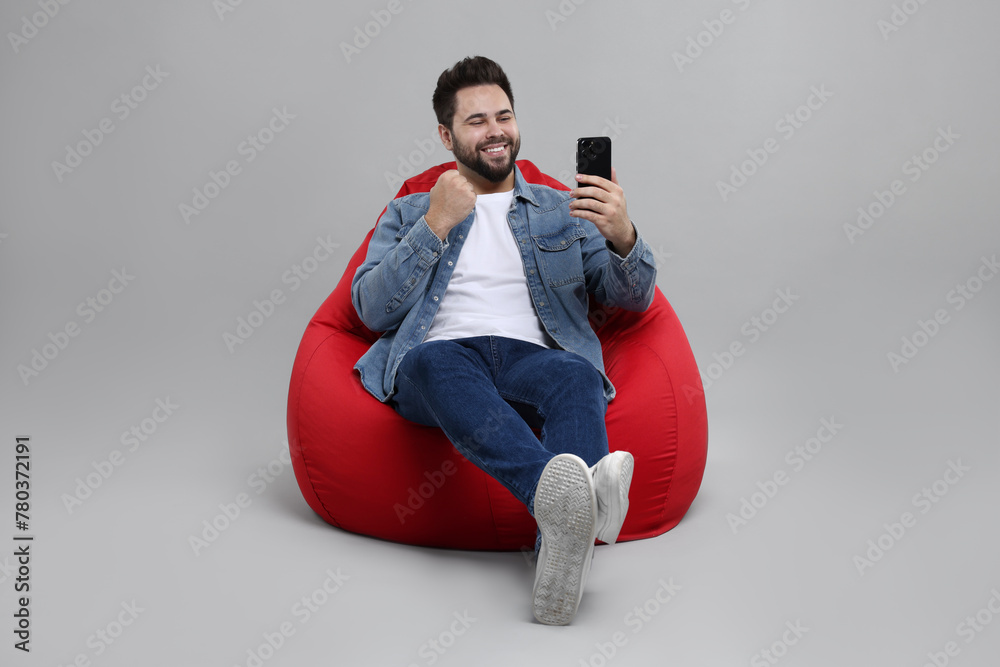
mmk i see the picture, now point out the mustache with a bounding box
[477,137,513,150]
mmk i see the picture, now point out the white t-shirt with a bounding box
[424,190,552,348]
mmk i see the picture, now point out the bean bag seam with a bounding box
[291,328,345,529]
[608,336,680,530]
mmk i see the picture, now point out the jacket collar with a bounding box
[511,165,540,208]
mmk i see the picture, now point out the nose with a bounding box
[485,119,505,140]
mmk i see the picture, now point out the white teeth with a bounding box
[485,146,504,153]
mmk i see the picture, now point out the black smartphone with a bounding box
[576,136,612,185]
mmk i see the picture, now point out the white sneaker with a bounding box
[590,451,634,545]
[532,454,597,626]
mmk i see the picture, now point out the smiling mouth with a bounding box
[481,144,508,156]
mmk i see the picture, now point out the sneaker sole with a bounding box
[532,454,597,626]
[594,451,633,545]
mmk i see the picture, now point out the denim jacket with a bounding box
[351,165,657,403]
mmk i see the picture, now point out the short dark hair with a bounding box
[432,56,514,129]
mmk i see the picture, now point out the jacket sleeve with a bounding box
[581,221,657,312]
[350,198,447,332]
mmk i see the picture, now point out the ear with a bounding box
[438,124,454,151]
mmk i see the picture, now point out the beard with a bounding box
[451,133,521,183]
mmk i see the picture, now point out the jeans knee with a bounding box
[558,357,604,397]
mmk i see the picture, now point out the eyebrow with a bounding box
[463,109,514,123]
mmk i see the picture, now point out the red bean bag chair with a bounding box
[287,160,708,550]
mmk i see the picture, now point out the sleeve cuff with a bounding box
[606,222,646,266]
[406,216,449,263]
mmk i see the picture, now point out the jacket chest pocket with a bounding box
[531,223,587,287]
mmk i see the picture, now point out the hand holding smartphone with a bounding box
[571,135,634,255]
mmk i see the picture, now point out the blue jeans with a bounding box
[391,336,609,515]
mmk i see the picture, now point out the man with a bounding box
[351,56,657,625]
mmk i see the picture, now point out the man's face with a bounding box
[442,84,520,184]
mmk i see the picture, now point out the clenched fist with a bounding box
[425,170,477,241]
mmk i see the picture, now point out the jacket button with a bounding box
[433,296,439,301]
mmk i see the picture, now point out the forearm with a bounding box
[351,211,446,332]
[588,224,657,311]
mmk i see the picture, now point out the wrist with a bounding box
[424,212,448,241]
[610,223,637,256]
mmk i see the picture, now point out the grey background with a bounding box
[2,0,998,665]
